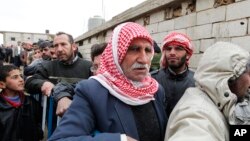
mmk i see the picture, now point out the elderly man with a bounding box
[49,22,167,141]
[165,42,250,141]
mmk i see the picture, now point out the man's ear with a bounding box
[0,81,6,89]
[186,54,191,60]
[72,43,77,52]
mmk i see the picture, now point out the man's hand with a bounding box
[56,97,72,117]
[41,81,54,96]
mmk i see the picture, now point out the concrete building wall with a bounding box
[0,31,54,46]
[75,0,250,69]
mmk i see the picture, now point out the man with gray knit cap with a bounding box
[165,42,250,141]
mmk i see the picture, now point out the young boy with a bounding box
[0,65,43,141]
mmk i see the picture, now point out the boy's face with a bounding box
[0,69,24,92]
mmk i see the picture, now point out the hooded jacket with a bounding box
[164,42,250,141]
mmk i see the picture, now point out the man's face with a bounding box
[0,69,24,92]
[25,43,33,51]
[33,49,42,59]
[164,44,189,70]
[42,46,51,60]
[91,55,101,75]
[121,38,153,82]
[53,34,76,63]
[229,70,250,100]
[50,47,57,60]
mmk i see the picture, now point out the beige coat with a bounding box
[165,42,250,141]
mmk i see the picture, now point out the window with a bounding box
[10,37,15,41]
[79,41,83,46]
[143,16,150,26]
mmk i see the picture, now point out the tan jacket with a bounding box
[165,42,250,141]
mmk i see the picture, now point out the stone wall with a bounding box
[76,0,250,69]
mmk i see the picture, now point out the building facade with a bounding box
[0,31,54,46]
[75,0,250,69]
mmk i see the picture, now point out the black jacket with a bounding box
[0,94,43,141]
[25,57,92,94]
[0,47,6,60]
[152,68,195,117]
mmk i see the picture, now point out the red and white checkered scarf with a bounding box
[160,32,193,68]
[91,22,158,105]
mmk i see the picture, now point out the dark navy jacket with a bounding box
[152,68,195,117]
[49,79,167,141]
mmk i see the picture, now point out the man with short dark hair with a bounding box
[39,41,53,60]
[90,42,107,75]
[25,32,92,117]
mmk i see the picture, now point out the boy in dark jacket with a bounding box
[0,65,43,141]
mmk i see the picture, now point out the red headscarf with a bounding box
[91,22,159,105]
[160,32,193,68]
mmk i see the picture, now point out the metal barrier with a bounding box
[41,77,83,139]
[42,95,47,131]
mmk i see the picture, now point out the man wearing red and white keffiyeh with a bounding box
[91,22,159,106]
[152,32,195,117]
[49,22,167,141]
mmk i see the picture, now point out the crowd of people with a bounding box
[0,40,55,68]
[0,22,250,141]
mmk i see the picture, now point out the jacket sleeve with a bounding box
[24,62,49,94]
[165,104,225,141]
[52,82,75,102]
[48,82,121,141]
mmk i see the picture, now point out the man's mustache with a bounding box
[131,63,149,70]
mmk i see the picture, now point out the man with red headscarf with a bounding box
[49,22,167,141]
[152,32,195,117]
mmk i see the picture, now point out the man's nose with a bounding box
[137,51,149,63]
[56,45,64,51]
[169,48,177,54]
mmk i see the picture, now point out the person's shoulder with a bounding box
[76,79,108,96]
[151,69,166,78]
[157,84,165,95]
[150,69,160,76]
[77,58,92,65]
[77,78,100,88]
[187,68,195,77]
[38,59,54,68]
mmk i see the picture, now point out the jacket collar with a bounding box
[166,66,189,80]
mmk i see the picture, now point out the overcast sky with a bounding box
[0,0,146,44]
